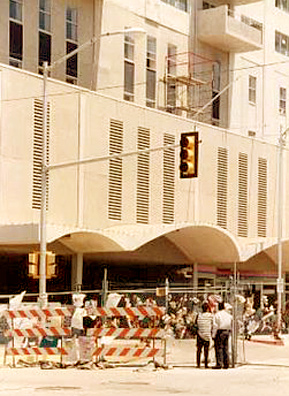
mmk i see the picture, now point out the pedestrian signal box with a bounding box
[179,131,199,178]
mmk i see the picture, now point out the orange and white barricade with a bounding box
[3,306,73,366]
[89,306,167,366]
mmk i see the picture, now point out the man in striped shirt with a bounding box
[196,302,213,368]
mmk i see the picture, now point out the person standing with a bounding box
[196,302,213,368]
[212,301,233,369]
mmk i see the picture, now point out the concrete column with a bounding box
[193,262,198,291]
[71,253,83,291]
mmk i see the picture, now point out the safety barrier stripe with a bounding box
[93,328,166,338]
[93,346,162,358]
[6,347,68,356]
[93,307,165,318]
[3,306,164,319]
[6,327,72,337]
[4,307,74,320]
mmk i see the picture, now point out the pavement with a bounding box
[0,336,289,395]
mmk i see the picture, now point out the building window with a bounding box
[212,62,221,121]
[66,7,78,84]
[66,42,78,81]
[146,36,157,108]
[66,7,78,42]
[212,92,220,120]
[276,0,289,13]
[39,32,51,73]
[275,31,289,56]
[124,31,135,102]
[39,0,51,32]
[248,75,257,104]
[279,87,287,114]
[9,21,23,68]
[166,44,177,112]
[10,0,22,21]
[161,0,188,12]
[9,0,23,67]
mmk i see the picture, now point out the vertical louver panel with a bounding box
[258,157,267,237]
[32,99,50,210]
[108,119,123,220]
[238,152,248,237]
[163,134,175,224]
[217,147,228,229]
[137,127,150,224]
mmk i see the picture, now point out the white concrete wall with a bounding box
[0,65,283,247]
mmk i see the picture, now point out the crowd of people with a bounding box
[1,290,287,369]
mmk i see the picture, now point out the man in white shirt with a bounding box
[212,301,232,369]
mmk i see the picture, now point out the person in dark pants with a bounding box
[196,302,213,368]
[212,301,232,369]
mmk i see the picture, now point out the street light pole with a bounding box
[276,126,287,334]
[38,28,146,307]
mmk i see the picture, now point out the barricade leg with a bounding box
[163,339,167,366]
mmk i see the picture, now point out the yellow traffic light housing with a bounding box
[28,251,57,279]
[28,252,39,278]
[180,131,199,178]
[46,251,57,278]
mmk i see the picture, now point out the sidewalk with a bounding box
[0,337,289,396]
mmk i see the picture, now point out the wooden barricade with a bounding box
[90,306,167,366]
[3,306,73,366]
[2,305,167,367]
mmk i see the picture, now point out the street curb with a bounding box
[249,339,285,346]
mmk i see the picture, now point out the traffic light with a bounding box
[28,251,57,279]
[28,252,39,278]
[179,131,199,178]
[46,251,56,278]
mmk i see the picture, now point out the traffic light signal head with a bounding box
[180,131,199,178]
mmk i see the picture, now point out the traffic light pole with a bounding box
[276,126,287,334]
[39,61,49,308]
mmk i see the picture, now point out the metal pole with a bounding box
[39,61,48,308]
[165,278,169,313]
[277,127,286,334]
[101,267,108,307]
[232,261,237,368]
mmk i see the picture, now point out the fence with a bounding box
[1,282,288,369]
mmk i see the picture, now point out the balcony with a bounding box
[197,6,263,52]
[209,0,262,6]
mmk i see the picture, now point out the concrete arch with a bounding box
[240,238,289,275]
[135,224,241,264]
[48,231,124,254]
[48,223,241,265]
